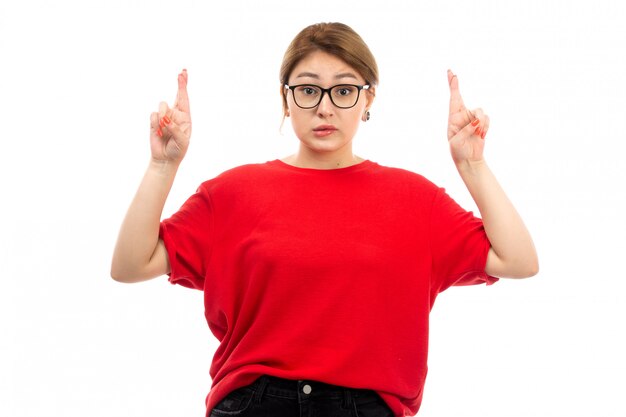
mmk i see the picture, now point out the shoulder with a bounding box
[195,161,281,193]
[217,162,274,179]
[370,162,440,192]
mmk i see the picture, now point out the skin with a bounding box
[281,50,375,169]
[446,69,538,278]
[110,70,190,282]
[111,62,538,282]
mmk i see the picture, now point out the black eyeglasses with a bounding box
[284,84,370,109]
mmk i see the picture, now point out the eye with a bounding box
[296,86,320,96]
[334,86,355,96]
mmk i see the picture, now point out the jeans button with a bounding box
[302,384,312,394]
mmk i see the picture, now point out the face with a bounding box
[285,50,375,163]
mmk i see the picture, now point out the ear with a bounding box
[362,86,375,116]
[361,87,375,121]
[280,84,290,117]
[365,86,376,109]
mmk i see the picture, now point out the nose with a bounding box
[316,90,334,117]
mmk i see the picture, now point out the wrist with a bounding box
[455,158,487,175]
[148,158,181,177]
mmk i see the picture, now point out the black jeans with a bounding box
[209,375,395,417]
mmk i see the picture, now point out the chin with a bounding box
[304,140,349,154]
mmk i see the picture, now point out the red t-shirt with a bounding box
[159,159,498,417]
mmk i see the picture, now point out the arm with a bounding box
[110,160,178,282]
[111,69,192,283]
[446,69,538,279]
[456,159,539,278]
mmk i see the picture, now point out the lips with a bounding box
[313,125,338,137]
[313,125,338,132]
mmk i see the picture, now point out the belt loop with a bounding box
[253,375,270,404]
[342,387,352,409]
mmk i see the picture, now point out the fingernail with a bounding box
[474,126,481,135]
[481,130,486,139]
[159,118,165,128]
[163,115,171,125]
[157,128,163,137]
[471,119,480,127]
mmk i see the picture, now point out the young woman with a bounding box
[111,22,538,417]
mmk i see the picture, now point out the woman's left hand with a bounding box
[446,69,490,165]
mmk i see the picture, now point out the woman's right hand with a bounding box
[149,69,191,163]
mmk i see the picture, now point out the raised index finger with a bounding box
[173,69,190,113]
[447,69,466,116]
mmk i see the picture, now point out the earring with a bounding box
[363,111,370,122]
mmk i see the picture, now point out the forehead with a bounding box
[289,50,363,83]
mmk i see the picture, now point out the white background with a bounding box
[1,1,625,416]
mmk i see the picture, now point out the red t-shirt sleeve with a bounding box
[429,187,499,293]
[158,182,213,290]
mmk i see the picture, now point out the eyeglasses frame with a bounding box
[284,83,371,109]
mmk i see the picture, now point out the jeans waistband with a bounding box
[248,375,380,408]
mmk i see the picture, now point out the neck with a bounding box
[283,148,365,170]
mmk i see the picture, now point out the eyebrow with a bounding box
[295,72,359,80]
